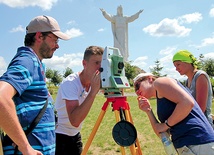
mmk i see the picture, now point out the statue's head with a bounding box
[117,5,123,16]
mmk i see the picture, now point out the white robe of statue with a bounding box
[100,5,143,61]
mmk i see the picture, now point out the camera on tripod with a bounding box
[99,46,130,96]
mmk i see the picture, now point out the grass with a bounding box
[81,93,166,155]
[51,87,214,155]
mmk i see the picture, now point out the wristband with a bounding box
[165,119,172,128]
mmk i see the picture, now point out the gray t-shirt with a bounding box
[185,70,213,127]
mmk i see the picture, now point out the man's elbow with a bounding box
[72,123,80,128]
[70,119,81,128]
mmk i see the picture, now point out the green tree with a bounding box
[63,67,73,78]
[198,54,214,77]
[125,62,136,80]
[45,68,54,86]
[150,60,166,77]
[200,57,214,96]
[51,70,62,86]
[197,54,204,70]
[202,58,214,77]
[125,62,143,86]
[46,68,54,79]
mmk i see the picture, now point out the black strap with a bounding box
[25,100,48,136]
[14,100,48,154]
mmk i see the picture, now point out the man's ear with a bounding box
[35,32,43,43]
[82,60,86,68]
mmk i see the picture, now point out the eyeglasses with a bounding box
[46,35,59,44]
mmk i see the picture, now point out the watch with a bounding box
[165,119,172,128]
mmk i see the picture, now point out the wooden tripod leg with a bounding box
[0,138,3,155]
[0,128,3,155]
[125,110,143,155]
[81,102,110,155]
[114,110,126,155]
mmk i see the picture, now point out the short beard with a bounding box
[39,41,53,59]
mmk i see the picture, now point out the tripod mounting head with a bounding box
[100,46,130,97]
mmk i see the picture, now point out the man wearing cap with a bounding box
[173,50,213,128]
[0,15,70,155]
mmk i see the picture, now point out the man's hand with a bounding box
[90,70,101,96]
[19,145,43,155]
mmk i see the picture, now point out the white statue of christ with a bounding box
[100,5,143,61]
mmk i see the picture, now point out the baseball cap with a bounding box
[26,15,71,40]
[133,73,154,84]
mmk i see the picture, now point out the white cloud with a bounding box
[0,56,7,76]
[65,28,83,38]
[67,20,77,25]
[159,54,173,64]
[0,53,84,76]
[159,47,176,55]
[178,12,202,24]
[0,0,57,10]
[143,13,201,37]
[131,56,148,69]
[43,53,83,73]
[164,67,186,81]
[209,8,214,17]
[143,18,191,37]
[200,36,214,47]
[203,52,214,59]
[10,25,25,33]
[194,36,214,48]
[98,28,104,32]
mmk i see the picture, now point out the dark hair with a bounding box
[24,32,51,46]
[83,46,104,61]
[24,33,36,46]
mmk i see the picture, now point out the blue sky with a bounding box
[1,0,214,81]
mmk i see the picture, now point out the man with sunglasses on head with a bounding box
[0,15,70,155]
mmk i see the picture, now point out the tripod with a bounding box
[81,95,143,155]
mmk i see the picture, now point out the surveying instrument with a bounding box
[81,46,143,155]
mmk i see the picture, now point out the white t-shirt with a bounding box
[55,72,89,136]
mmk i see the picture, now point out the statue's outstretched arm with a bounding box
[100,8,114,22]
[100,8,105,13]
[138,9,144,14]
[127,9,143,23]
